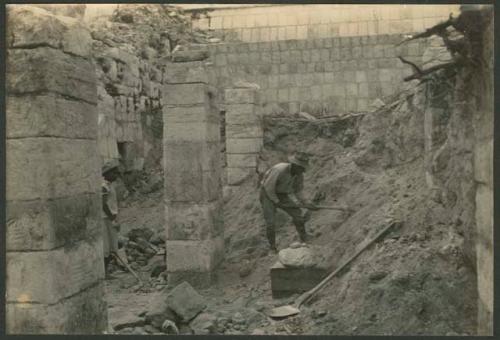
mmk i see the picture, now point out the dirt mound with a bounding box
[222,82,476,335]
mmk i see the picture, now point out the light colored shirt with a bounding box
[102,179,118,219]
[261,162,305,203]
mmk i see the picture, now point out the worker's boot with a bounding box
[295,222,308,243]
[266,228,278,253]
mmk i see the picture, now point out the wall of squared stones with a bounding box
[162,58,224,288]
[224,87,263,185]
[192,4,460,42]
[5,5,107,334]
[94,37,162,172]
[209,34,429,116]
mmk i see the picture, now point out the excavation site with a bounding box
[5,3,494,336]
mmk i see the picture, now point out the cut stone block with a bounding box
[162,83,208,106]
[226,124,263,139]
[164,142,221,203]
[7,5,92,58]
[6,236,104,305]
[270,261,328,298]
[475,184,493,239]
[6,138,100,201]
[6,281,107,334]
[166,281,207,322]
[167,271,217,290]
[165,201,223,240]
[6,192,100,251]
[227,167,255,186]
[225,104,260,125]
[166,237,224,273]
[7,47,97,104]
[7,94,97,139]
[171,49,210,63]
[227,154,258,168]
[226,138,263,154]
[474,139,493,185]
[162,61,212,84]
[225,88,256,104]
[164,120,220,143]
[162,103,218,124]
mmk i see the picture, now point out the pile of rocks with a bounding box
[113,281,208,334]
[116,227,166,277]
[111,280,270,335]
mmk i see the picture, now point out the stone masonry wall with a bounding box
[5,5,107,334]
[210,34,429,116]
[191,4,460,42]
[225,87,263,185]
[162,54,224,288]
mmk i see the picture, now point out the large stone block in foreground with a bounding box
[7,47,97,104]
[6,237,104,305]
[270,261,328,298]
[166,237,224,289]
[6,281,107,334]
[6,192,100,251]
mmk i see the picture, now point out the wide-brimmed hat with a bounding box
[288,153,309,170]
[102,159,119,175]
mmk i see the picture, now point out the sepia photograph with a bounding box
[4,2,494,336]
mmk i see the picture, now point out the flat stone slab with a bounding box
[270,261,328,298]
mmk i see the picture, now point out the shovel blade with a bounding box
[267,305,300,319]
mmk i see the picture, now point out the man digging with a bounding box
[259,152,319,253]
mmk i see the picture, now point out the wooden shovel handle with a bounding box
[295,221,397,308]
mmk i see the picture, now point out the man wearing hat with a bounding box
[259,152,319,252]
[102,159,121,277]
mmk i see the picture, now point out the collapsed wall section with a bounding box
[162,51,224,288]
[5,5,107,334]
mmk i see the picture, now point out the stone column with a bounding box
[225,86,263,185]
[5,5,106,334]
[162,51,224,288]
[472,7,494,335]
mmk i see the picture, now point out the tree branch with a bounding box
[396,13,456,46]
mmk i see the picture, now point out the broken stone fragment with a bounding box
[166,281,207,322]
[145,294,179,328]
[189,312,218,334]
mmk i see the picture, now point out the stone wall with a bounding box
[93,35,162,172]
[190,4,460,42]
[5,5,106,334]
[225,87,263,185]
[209,34,429,116]
[162,54,224,288]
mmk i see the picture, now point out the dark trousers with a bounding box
[259,188,307,247]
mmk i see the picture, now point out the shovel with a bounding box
[267,221,398,319]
